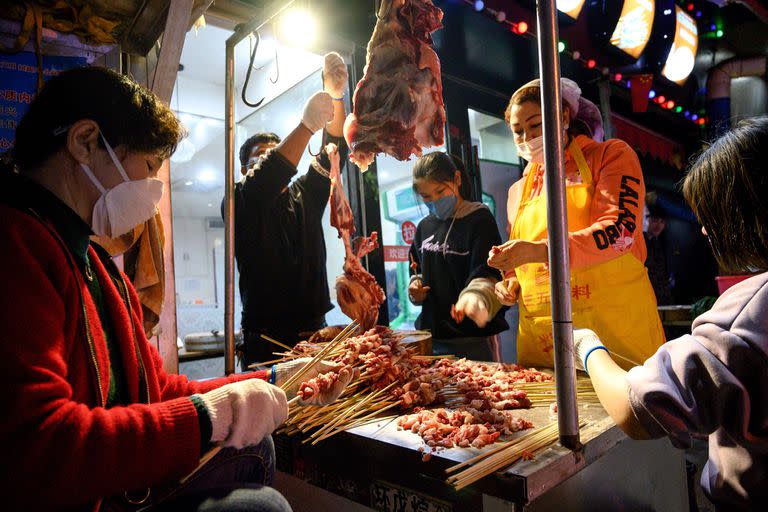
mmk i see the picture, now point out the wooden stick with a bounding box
[247,356,296,369]
[279,320,358,392]
[288,396,301,407]
[180,445,221,484]
[314,402,400,443]
[260,334,293,351]
[308,381,398,443]
[611,351,643,367]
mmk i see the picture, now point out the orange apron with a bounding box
[511,139,665,370]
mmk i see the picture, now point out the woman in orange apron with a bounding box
[488,78,665,370]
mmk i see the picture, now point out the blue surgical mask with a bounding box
[425,194,457,220]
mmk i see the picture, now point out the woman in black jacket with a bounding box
[408,152,508,360]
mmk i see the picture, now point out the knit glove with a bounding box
[197,379,287,449]
[573,328,608,373]
[453,291,490,328]
[301,91,334,133]
[322,52,348,99]
[275,358,354,405]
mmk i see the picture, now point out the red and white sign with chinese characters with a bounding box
[384,246,410,262]
[401,221,416,245]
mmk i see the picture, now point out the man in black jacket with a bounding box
[643,203,673,305]
[223,53,349,370]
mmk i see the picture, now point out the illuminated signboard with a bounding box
[662,6,698,84]
[610,0,656,59]
[557,0,586,20]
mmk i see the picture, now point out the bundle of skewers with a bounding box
[252,321,606,490]
[270,322,454,443]
[444,419,588,490]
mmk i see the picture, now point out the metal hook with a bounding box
[254,37,279,84]
[241,31,266,108]
[307,141,322,157]
[269,43,279,84]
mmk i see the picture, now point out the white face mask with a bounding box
[79,133,164,238]
[248,155,265,169]
[516,134,544,164]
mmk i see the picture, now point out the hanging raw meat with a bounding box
[343,0,445,171]
[327,144,386,330]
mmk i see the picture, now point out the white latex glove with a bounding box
[299,366,355,406]
[197,379,288,449]
[301,91,334,133]
[275,358,355,404]
[323,52,348,99]
[573,328,608,373]
[453,292,490,328]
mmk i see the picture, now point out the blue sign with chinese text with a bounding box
[0,51,87,152]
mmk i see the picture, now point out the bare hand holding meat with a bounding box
[344,0,446,171]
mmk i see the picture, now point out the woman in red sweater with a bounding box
[0,67,350,511]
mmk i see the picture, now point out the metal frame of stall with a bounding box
[221,0,299,376]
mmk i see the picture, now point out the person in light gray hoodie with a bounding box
[572,116,768,511]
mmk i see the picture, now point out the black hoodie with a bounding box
[409,202,508,339]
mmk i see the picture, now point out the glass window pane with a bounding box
[468,108,518,164]
[237,71,351,327]
[170,24,349,349]
[376,141,445,330]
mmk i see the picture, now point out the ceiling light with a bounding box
[198,169,216,184]
[278,9,317,48]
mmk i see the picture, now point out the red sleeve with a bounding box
[568,140,646,270]
[122,273,269,399]
[0,212,266,509]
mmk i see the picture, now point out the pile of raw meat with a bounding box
[291,325,552,450]
[343,0,446,171]
[398,408,533,449]
[395,360,551,449]
[327,144,385,330]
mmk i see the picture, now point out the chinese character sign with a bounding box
[401,221,416,245]
[0,52,87,151]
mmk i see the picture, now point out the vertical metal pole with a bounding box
[224,40,236,376]
[535,0,580,448]
[222,0,300,376]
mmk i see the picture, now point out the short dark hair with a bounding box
[239,132,281,167]
[646,203,668,220]
[683,116,768,273]
[12,66,184,172]
[412,152,473,200]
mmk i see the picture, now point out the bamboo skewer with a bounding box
[248,355,296,369]
[307,381,398,444]
[255,334,293,351]
[611,351,643,367]
[445,420,588,490]
[279,320,359,392]
[180,445,222,484]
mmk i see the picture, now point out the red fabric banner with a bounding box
[629,74,654,113]
[611,113,685,169]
